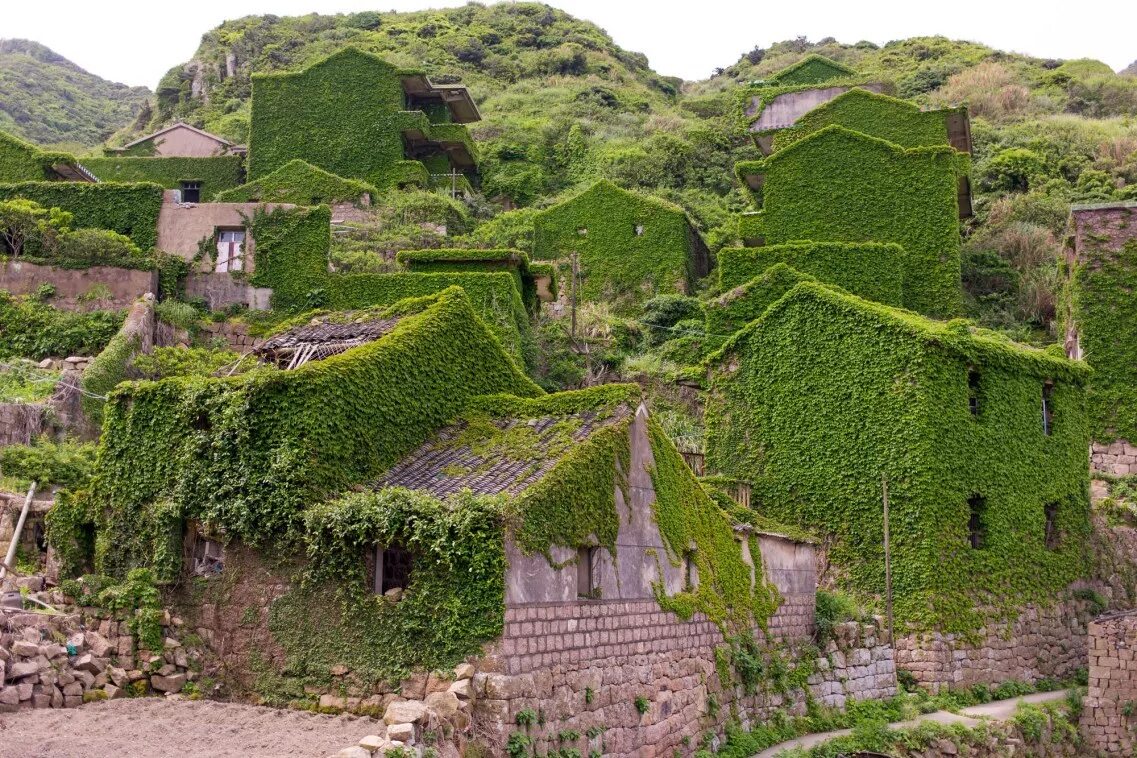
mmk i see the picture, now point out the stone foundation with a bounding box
[1081,609,1137,754]
[197,321,266,353]
[0,605,202,712]
[895,591,1102,691]
[1092,440,1137,476]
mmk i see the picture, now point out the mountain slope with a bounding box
[0,39,150,148]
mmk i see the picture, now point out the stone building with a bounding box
[706,281,1093,687]
[1062,201,1137,475]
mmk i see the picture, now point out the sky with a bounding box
[3,0,1135,89]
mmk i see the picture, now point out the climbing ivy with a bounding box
[705,281,1093,633]
[0,181,164,250]
[215,159,377,205]
[735,125,968,317]
[705,263,820,343]
[77,288,542,580]
[532,180,706,313]
[768,55,856,86]
[717,241,904,306]
[0,129,81,182]
[81,156,243,196]
[396,248,538,314]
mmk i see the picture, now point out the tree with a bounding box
[0,199,71,258]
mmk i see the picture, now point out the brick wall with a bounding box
[1082,610,1137,755]
[895,591,1103,691]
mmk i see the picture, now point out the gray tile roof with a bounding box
[380,406,630,499]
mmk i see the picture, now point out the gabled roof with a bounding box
[768,54,856,85]
[711,281,1090,383]
[114,122,240,152]
[379,385,642,500]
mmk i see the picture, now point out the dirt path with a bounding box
[0,697,377,758]
[753,690,1068,757]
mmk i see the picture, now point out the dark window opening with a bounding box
[180,181,201,203]
[374,544,413,595]
[968,495,987,549]
[1044,502,1060,549]
[1042,383,1054,436]
[577,546,597,599]
[33,521,46,552]
[684,550,698,591]
[967,368,981,417]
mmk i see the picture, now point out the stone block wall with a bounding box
[895,591,1102,691]
[472,601,896,757]
[1092,440,1137,476]
[0,402,46,446]
[1082,610,1137,755]
[185,272,272,312]
[0,605,202,712]
[0,260,157,312]
[197,321,267,353]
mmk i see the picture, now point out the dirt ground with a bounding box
[0,697,377,757]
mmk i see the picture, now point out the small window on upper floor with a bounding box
[1042,383,1054,436]
[374,543,413,597]
[1044,502,1060,549]
[577,546,597,599]
[967,368,981,417]
[577,227,588,236]
[634,224,645,237]
[683,550,698,591]
[968,495,987,549]
[179,181,201,203]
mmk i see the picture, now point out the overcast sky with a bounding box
[4,0,1135,89]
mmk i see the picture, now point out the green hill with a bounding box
[0,39,151,148]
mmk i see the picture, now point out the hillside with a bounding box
[0,39,151,149]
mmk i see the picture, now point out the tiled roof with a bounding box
[255,318,400,369]
[381,406,630,499]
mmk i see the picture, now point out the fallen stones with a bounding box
[151,673,186,693]
[447,678,474,700]
[386,723,415,743]
[383,699,428,725]
[424,690,460,718]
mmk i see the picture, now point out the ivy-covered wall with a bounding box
[706,282,1092,634]
[705,262,818,341]
[0,181,164,250]
[395,248,538,314]
[215,159,376,205]
[771,88,962,151]
[1062,203,1137,441]
[245,208,533,364]
[735,125,968,317]
[532,180,707,312]
[80,156,244,196]
[80,287,542,580]
[768,55,855,86]
[247,48,472,188]
[717,241,904,306]
[0,129,80,182]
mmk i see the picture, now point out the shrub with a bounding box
[814,590,862,645]
[0,293,123,360]
[930,62,1032,122]
[639,295,703,346]
[0,439,98,490]
[132,347,246,379]
[57,228,143,267]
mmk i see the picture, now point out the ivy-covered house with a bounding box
[735,125,969,317]
[706,281,1092,634]
[1062,200,1137,473]
[0,129,96,183]
[247,48,479,191]
[532,180,710,311]
[766,54,855,86]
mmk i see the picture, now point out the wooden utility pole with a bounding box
[0,482,37,580]
[570,252,579,340]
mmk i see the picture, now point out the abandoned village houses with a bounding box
[1,41,1136,758]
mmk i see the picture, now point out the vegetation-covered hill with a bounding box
[0,39,151,149]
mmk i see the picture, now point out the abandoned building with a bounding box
[532,179,710,311]
[103,122,245,158]
[1063,200,1137,475]
[706,280,1093,685]
[0,129,96,183]
[248,48,479,191]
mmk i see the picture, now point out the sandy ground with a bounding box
[0,697,377,758]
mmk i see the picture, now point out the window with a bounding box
[577,227,588,236]
[577,546,597,599]
[1042,383,1054,436]
[374,543,413,596]
[634,224,645,236]
[1044,503,1060,549]
[192,537,224,576]
[967,368,981,417]
[684,550,698,591]
[215,229,246,273]
[968,495,987,549]
[179,181,201,203]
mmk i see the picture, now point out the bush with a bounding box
[0,438,98,489]
[132,347,245,379]
[0,293,123,360]
[814,590,862,645]
[639,295,703,346]
[57,228,143,267]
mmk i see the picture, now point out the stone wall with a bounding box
[895,591,1103,691]
[0,259,157,312]
[1081,610,1137,755]
[197,321,266,352]
[0,604,203,712]
[0,367,92,445]
[185,272,272,312]
[1092,440,1137,476]
[0,402,45,446]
